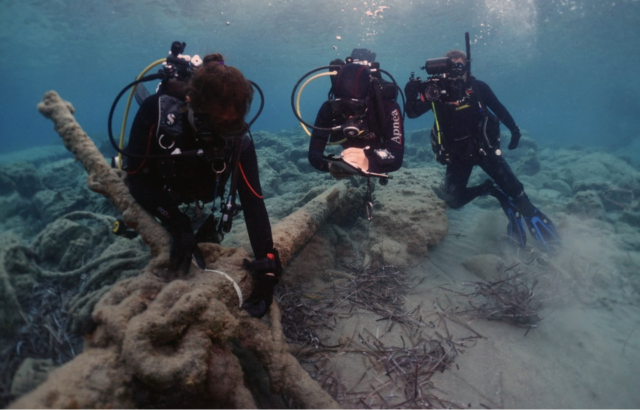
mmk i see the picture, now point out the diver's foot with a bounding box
[522,208,561,252]
[490,185,527,248]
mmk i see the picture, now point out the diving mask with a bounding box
[330,98,367,118]
[188,109,248,142]
[450,62,466,79]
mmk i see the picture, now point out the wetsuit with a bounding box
[406,78,523,208]
[125,93,273,259]
[308,98,404,174]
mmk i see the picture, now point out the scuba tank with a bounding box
[107,41,266,240]
[108,41,265,167]
[290,51,405,145]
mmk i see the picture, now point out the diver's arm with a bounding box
[308,101,333,172]
[367,101,404,173]
[234,135,281,319]
[476,80,518,132]
[404,79,432,119]
[405,99,433,119]
[125,94,161,175]
[236,136,273,260]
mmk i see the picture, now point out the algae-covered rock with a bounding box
[620,209,640,228]
[0,170,16,196]
[517,148,541,176]
[10,358,57,397]
[566,190,606,220]
[0,232,24,337]
[39,158,84,190]
[462,254,507,281]
[366,168,448,267]
[32,188,89,224]
[1,162,41,198]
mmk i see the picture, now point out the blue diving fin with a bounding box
[492,187,527,248]
[521,207,560,252]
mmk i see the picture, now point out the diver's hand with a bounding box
[241,250,282,318]
[404,80,421,101]
[168,221,205,274]
[241,273,278,318]
[508,127,521,150]
[341,147,369,173]
[328,162,355,179]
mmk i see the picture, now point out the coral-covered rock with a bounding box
[516,148,541,176]
[566,190,606,220]
[0,232,23,337]
[39,158,85,190]
[32,189,88,223]
[1,162,41,198]
[367,168,448,267]
[0,170,16,196]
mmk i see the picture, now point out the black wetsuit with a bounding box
[309,98,404,173]
[125,93,273,259]
[406,78,523,208]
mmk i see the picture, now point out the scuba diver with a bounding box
[404,34,560,251]
[115,43,280,318]
[293,49,404,219]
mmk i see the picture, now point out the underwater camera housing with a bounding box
[412,32,472,102]
[163,41,203,82]
[418,57,466,102]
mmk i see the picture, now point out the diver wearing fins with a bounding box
[120,46,280,318]
[404,35,560,251]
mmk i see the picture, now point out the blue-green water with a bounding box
[1,0,639,154]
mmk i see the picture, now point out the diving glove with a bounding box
[241,250,282,318]
[167,215,205,275]
[508,127,521,150]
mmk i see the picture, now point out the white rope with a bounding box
[192,260,244,307]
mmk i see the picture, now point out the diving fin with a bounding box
[520,207,560,252]
[491,186,527,248]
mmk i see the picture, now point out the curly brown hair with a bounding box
[186,53,253,129]
[444,50,467,61]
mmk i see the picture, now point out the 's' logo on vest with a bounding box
[167,113,176,126]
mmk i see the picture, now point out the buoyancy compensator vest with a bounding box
[291,52,403,145]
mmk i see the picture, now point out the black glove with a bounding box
[241,249,282,318]
[167,216,205,275]
[404,80,421,102]
[508,127,521,150]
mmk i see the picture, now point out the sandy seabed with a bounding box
[283,202,640,409]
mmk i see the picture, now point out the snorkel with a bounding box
[465,31,472,84]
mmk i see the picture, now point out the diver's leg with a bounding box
[480,155,559,250]
[443,159,492,209]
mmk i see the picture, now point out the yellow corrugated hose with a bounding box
[296,71,346,145]
[116,58,166,169]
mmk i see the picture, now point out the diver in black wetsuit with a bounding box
[405,49,559,251]
[125,53,280,318]
[308,54,404,178]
